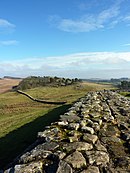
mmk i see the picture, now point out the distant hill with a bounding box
[82,77,130,85]
[3,76,22,79]
[14,76,81,90]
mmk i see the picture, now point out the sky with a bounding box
[0,0,130,79]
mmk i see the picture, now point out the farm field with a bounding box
[0,78,21,94]
[0,80,114,169]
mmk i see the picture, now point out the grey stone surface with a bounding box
[63,142,93,152]
[56,160,72,173]
[83,134,98,144]
[60,114,80,122]
[81,126,94,134]
[68,136,79,142]
[65,151,86,169]
[85,150,109,166]
[67,123,80,130]
[94,140,107,152]
[80,166,100,173]
[14,161,43,173]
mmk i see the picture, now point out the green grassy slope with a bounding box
[0,82,114,169]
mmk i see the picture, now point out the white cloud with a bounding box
[51,5,120,32]
[0,52,130,78]
[0,19,15,27]
[0,19,15,33]
[122,43,130,46]
[49,1,130,32]
[123,15,130,21]
[98,5,120,24]
[57,16,103,32]
[0,40,18,46]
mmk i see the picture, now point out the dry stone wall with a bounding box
[4,90,130,173]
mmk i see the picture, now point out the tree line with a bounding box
[13,76,81,90]
[120,81,130,90]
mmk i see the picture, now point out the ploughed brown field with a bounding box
[0,78,21,94]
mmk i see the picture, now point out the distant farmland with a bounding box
[0,78,21,94]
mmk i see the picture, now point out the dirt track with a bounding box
[0,78,21,94]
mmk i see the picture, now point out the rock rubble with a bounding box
[4,90,130,173]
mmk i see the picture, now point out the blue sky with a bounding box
[0,0,130,78]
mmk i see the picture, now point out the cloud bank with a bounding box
[0,52,130,79]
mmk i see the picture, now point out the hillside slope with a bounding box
[0,82,114,170]
[4,90,130,173]
[15,76,81,90]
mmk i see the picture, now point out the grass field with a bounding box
[0,81,114,169]
[119,91,130,97]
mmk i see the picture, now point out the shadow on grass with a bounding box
[126,93,130,97]
[0,104,71,170]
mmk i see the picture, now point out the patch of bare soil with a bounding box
[0,78,22,94]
